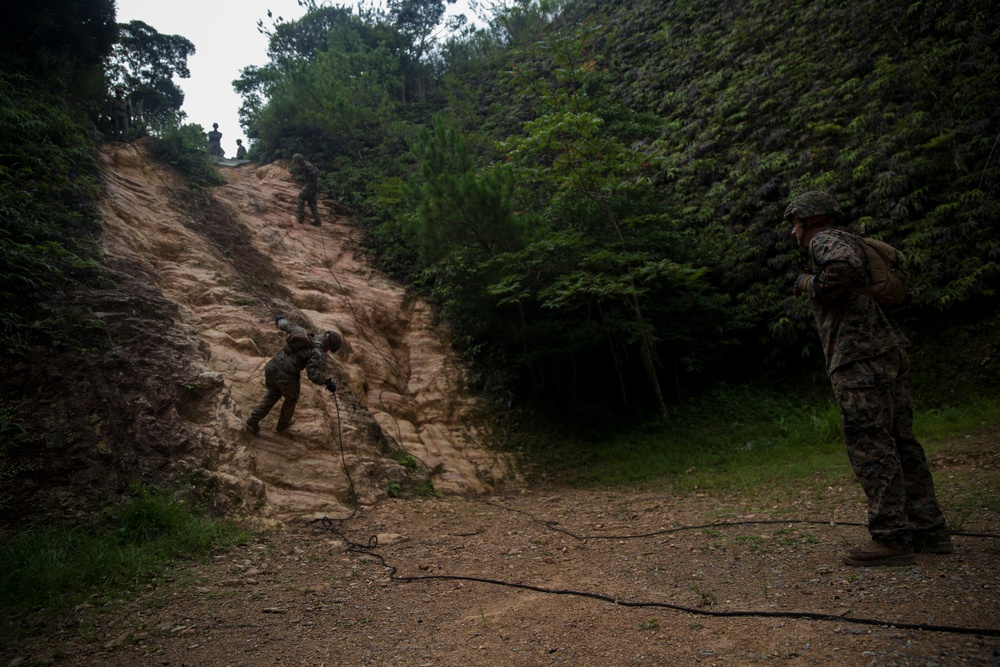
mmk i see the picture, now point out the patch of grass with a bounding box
[532,384,847,490]
[0,403,41,512]
[916,400,1000,449]
[688,583,718,607]
[0,487,248,625]
[937,470,1000,515]
[390,450,421,470]
[520,383,1000,495]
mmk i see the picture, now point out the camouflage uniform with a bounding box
[247,318,330,431]
[207,124,224,157]
[802,226,948,546]
[110,90,131,140]
[292,154,321,226]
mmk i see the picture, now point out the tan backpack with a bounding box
[851,235,909,307]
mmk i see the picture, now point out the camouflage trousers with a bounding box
[297,184,320,225]
[830,348,948,545]
[247,370,300,430]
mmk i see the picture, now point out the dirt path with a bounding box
[5,440,999,667]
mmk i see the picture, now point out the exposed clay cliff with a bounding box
[4,141,515,525]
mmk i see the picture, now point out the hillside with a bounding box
[4,140,514,525]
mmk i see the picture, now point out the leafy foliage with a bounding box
[106,20,196,133]
[147,124,227,189]
[1,0,117,110]
[0,487,247,618]
[0,404,40,512]
[574,0,1000,325]
[234,0,1000,420]
[0,73,104,353]
[237,5,414,205]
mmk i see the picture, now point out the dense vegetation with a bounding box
[0,0,997,616]
[0,0,115,354]
[0,1,224,514]
[0,0,1000,640]
[0,488,247,620]
[238,0,999,419]
[1,0,996,425]
[0,1,215,354]
[2,0,998,427]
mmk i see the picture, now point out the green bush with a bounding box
[0,488,247,619]
[0,404,39,513]
[147,123,226,190]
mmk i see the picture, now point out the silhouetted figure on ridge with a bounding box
[207,123,224,157]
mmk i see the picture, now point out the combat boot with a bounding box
[913,531,954,554]
[842,539,915,567]
[245,420,260,435]
[275,417,295,432]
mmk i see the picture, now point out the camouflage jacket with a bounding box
[801,228,908,374]
[293,161,319,189]
[264,318,328,385]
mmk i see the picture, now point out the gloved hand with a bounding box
[274,313,285,325]
[325,378,336,394]
[794,274,811,297]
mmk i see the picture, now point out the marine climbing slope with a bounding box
[96,140,514,523]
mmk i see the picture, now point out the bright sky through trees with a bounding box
[114,0,481,156]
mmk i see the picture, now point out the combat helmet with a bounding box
[784,191,843,224]
[323,330,343,353]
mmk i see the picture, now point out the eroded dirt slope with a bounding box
[96,142,514,523]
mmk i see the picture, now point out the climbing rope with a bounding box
[309,504,1000,639]
[129,143,421,472]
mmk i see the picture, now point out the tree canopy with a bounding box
[7,0,997,420]
[106,20,195,131]
[231,0,999,419]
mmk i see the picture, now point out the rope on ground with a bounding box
[476,499,1000,542]
[308,507,1000,639]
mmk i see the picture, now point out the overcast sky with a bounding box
[114,0,482,157]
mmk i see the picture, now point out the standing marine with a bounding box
[291,153,322,226]
[207,123,225,157]
[110,88,131,141]
[786,190,951,566]
[245,315,342,434]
